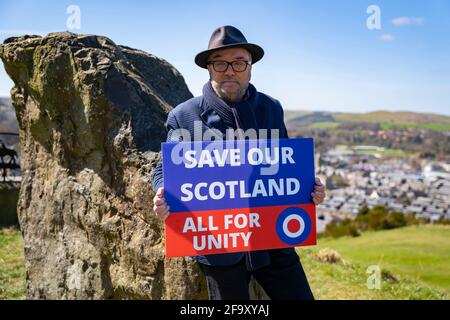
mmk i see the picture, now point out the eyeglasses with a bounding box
[207,60,252,72]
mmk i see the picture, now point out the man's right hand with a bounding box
[152,187,170,221]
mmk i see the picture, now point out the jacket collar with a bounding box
[199,96,227,133]
[199,85,259,133]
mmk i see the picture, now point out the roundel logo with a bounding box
[276,207,312,246]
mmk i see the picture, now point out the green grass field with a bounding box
[354,148,418,158]
[298,225,450,299]
[1,225,449,300]
[303,120,450,132]
[380,122,450,132]
[285,110,450,132]
[333,111,450,132]
[308,122,341,129]
[0,228,25,299]
[334,111,450,125]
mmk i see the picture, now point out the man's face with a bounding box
[207,47,252,103]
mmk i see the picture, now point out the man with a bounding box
[152,26,326,300]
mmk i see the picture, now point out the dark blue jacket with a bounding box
[152,89,295,270]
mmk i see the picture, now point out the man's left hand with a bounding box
[311,177,326,205]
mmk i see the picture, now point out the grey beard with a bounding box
[211,81,247,103]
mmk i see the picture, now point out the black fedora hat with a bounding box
[195,25,264,69]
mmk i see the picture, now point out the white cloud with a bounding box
[379,34,395,42]
[391,17,425,26]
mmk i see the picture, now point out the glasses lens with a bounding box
[210,61,249,72]
[213,61,228,72]
[232,61,247,72]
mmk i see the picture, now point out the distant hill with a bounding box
[0,96,19,142]
[2,98,450,150]
[284,110,313,122]
[285,109,450,132]
[335,110,450,124]
[284,109,450,161]
[0,96,13,112]
[285,111,335,128]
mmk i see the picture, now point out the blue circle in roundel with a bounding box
[276,207,312,246]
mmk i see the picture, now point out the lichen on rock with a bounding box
[0,32,207,299]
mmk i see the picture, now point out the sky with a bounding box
[1,0,449,115]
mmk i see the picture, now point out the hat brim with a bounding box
[195,43,264,69]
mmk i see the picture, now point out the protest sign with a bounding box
[162,138,316,257]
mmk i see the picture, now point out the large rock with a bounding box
[0,32,206,299]
[0,32,270,300]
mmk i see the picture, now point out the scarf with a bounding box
[202,81,259,132]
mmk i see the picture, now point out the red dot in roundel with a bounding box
[287,218,301,233]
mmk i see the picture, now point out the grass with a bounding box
[380,122,450,132]
[1,226,449,300]
[334,111,450,125]
[0,228,25,300]
[286,111,450,132]
[354,148,418,158]
[333,111,450,132]
[298,225,450,299]
[308,122,340,129]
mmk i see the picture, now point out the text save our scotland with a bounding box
[162,138,316,213]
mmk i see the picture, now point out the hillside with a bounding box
[0,97,13,117]
[0,96,18,136]
[335,110,450,125]
[3,98,450,133]
[285,109,450,132]
[1,225,449,300]
[285,109,450,161]
[298,225,450,299]
[2,97,450,159]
